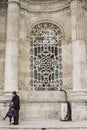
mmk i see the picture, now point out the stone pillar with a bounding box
[71,0,86,91]
[4,0,20,94]
[70,0,87,121]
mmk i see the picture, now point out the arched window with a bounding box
[29,22,63,91]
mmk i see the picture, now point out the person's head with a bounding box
[12,91,17,97]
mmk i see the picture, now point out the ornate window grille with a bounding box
[29,22,63,91]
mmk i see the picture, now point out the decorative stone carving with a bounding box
[63,77,73,90]
[0,79,3,89]
[0,8,7,17]
[19,39,26,53]
[20,10,27,19]
[20,0,87,14]
[29,22,63,91]
[0,45,5,55]
[67,37,72,45]
[20,0,70,13]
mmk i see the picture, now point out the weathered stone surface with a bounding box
[0,0,87,123]
[4,0,20,93]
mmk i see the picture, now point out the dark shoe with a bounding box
[3,117,5,120]
[12,123,18,125]
[12,123,15,125]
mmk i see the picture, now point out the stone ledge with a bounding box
[28,91,66,103]
[0,95,12,103]
[69,91,87,102]
[1,120,87,129]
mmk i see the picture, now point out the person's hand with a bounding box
[11,108,14,110]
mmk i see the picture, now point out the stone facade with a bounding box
[0,0,87,122]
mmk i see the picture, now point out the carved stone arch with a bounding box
[26,20,64,91]
[26,19,65,40]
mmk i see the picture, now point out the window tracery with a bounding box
[29,22,63,91]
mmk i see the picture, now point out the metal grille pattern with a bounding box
[29,23,63,91]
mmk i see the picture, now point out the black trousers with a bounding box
[14,110,19,125]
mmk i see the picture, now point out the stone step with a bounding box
[0,119,87,130]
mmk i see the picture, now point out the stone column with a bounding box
[71,0,86,91]
[70,0,87,121]
[4,0,20,94]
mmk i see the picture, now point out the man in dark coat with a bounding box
[12,91,20,125]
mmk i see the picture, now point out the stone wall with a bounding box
[18,0,73,101]
[0,0,87,121]
[0,2,7,94]
[0,0,86,97]
[18,0,73,120]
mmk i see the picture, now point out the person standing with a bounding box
[12,91,20,125]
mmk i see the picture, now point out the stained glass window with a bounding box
[29,23,63,91]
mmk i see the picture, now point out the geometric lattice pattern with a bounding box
[29,23,63,91]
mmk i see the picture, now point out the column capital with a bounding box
[8,0,20,4]
[69,0,82,3]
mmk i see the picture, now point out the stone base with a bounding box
[70,91,87,121]
[1,120,87,130]
[23,102,61,120]
[20,91,66,120]
[72,101,87,121]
